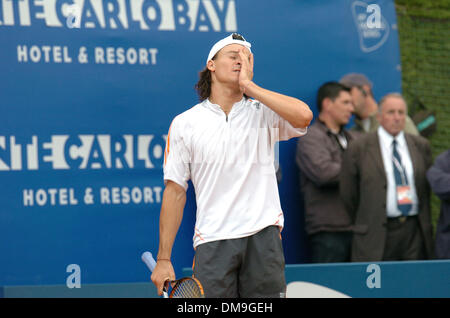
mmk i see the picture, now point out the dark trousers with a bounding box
[308,231,352,263]
[383,215,426,261]
[193,226,286,298]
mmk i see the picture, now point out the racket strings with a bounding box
[171,278,204,298]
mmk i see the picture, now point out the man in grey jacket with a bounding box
[296,82,358,263]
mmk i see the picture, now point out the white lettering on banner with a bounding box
[0,0,238,32]
[351,1,390,53]
[366,4,381,29]
[66,264,81,289]
[16,45,159,65]
[17,45,73,63]
[366,263,381,289]
[94,47,158,65]
[23,186,163,207]
[23,188,79,206]
[99,186,162,204]
[0,134,167,171]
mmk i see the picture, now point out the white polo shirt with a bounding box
[163,97,307,248]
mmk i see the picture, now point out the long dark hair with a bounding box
[195,66,212,101]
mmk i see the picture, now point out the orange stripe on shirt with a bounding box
[163,122,173,166]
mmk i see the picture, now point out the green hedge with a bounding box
[396,1,450,232]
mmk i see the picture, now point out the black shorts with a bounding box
[192,225,286,298]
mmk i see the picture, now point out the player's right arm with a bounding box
[151,180,187,296]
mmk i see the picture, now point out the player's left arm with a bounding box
[238,48,313,129]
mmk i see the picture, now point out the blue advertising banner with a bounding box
[0,0,401,286]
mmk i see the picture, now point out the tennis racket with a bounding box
[141,251,205,298]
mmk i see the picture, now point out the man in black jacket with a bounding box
[427,148,450,259]
[296,82,357,263]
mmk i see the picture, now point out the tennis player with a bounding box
[151,33,312,298]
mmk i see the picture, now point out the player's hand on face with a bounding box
[238,47,254,93]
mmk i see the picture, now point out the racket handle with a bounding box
[141,251,157,272]
[142,251,170,298]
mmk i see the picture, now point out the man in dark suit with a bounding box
[340,93,434,261]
